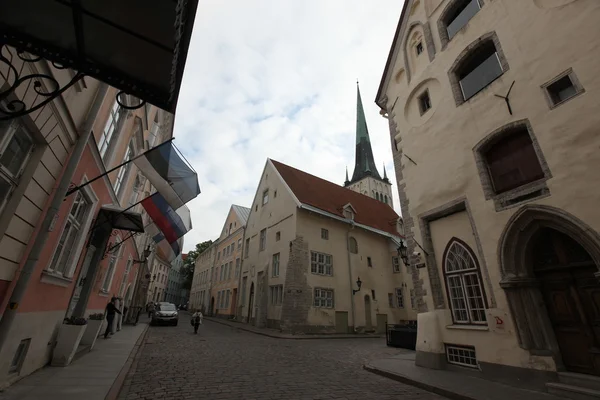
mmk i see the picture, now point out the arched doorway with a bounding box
[247,283,255,323]
[364,295,373,331]
[499,205,600,376]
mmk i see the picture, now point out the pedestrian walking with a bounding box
[191,310,203,334]
[147,302,155,318]
[104,297,122,339]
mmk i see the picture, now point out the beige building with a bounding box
[376,0,600,395]
[238,158,413,334]
[190,241,219,312]
[211,205,250,317]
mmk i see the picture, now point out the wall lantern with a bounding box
[352,277,362,295]
[397,241,409,266]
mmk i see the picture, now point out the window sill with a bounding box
[548,89,585,110]
[491,180,550,211]
[40,271,73,287]
[446,324,489,331]
[98,291,110,297]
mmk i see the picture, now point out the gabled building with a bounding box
[190,240,219,313]
[238,158,413,334]
[376,0,600,393]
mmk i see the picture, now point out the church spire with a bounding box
[350,83,381,183]
[345,166,349,185]
[383,163,389,181]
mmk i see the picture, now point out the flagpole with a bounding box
[64,138,175,198]
[105,231,140,255]
[85,193,153,240]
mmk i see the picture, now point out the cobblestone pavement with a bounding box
[118,318,446,400]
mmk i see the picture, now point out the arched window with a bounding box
[349,237,358,254]
[376,192,380,201]
[384,195,388,204]
[443,238,487,325]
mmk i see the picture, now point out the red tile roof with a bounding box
[271,159,401,237]
[182,253,188,261]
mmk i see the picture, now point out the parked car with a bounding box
[151,302,179,326]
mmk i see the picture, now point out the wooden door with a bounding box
[335,311,348,334]
[364,295,373,331]
[376,314,388,334]
[533,228,600,376]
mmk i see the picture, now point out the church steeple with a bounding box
[349,83,382,184]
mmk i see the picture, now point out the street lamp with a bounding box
[133,245,152,265]
[352,277,362,295]
[397,241,409,266]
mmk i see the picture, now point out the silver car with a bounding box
[151,302,179,326]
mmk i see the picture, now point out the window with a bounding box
[444,0,482,41]
[220,265,225,281]
[454,39,504,101]
[418,90,431,115]
[9,338,30,374]
[217,251,220,260]
[259,229,266,251]
[314,288,334,308]
[416,42,424,55]
[276,231,281,241]
[113,143,133,196]
[255,204,258,211]
[443,238,487,324]
[272,253,280,277]
[348,237,358,254]
[446,344,478,368]
[217,291,221,308]
[367,257,372,267]
[310,251,333,276]
[410,289,416,310]
[0,121,34,212]
[274,190,277,198]
[48,192,91,276]
[216,266,220,281]
[262,189,269,205]
[388,293,394,308]
[270,285,283,305]
[542,69,584,108]
[238,239,242,249]
[226,290,231,308]
[484,127,544,194]
[245,238,250,258]
[371,289,376,300]
[98,101,122,160]
[102,244,121,292]
[392,257,401,273]
[118,258,133,297]
[241,277,247,303]
[235,258,241,278]
[148,120,160,147]
[395,288,405,308]
[321,228,329,240]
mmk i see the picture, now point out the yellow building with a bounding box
[376,0,600,395]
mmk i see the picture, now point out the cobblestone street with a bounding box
[118,318,445,400]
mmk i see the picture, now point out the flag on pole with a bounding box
[134,140,200,210]
[146,223,183,262]
[141,192,191,244]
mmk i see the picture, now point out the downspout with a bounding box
[346,223,357,333]
[0,83,109,351]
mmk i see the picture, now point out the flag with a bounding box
[145,222,183,262]
[141,192,191,244]
[134,140,200,210]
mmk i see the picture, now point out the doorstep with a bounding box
[364,352,563,400]
[205,317,382,339]
[0,323,148,400]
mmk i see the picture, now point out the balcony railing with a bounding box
[447,0,481,40]
[459,52,503,100]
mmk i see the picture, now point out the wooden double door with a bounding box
[533,228,600,376]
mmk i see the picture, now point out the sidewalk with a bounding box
[364,352,563,400]
[0,322,148,400]
[205,316,382,339]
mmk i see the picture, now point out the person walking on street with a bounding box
[147,302,155,318]
[191,310,203,334]
[105,297,122,339]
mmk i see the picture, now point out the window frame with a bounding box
[259,229,266,251]
[442,237,488,325]
[0,120,35,214]
[270,285,283,306]
[272,253,280,277]
[418,90,432,115]
[310,251,333,276]
[541,68,585,109]
[101,236,123,293]
[395,288,405,309]
[313,288,334,308]
[348,237,358,254]
[262,189,269,205]
[392,256,401,273]
[98,100,123,161]
[415,42,424,55]
[321,228,329,240]
[438,0,484,49]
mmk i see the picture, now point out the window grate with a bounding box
[446,344,478,368]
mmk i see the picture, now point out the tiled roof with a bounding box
[271,159,401,237]
[232,204,251,225]
[181,253,188,261]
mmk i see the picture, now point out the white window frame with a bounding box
[392,256,401,273]
[314,288,334,308]
[148,121,160,148]
[102,238,122,293]
[0,120,35,214]
[272,253,280,277]
[235,258,241,278]
[321,228,329,240]
[46,177,98,278]
[262,189,269,205]
[98,101,122,160]
[259,229,266,251]
[113,142,134,197]
[395,288,405,309]
[310,251,333,276]
[270,285,283,305]
[119,257,133,297]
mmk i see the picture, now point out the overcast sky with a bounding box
[175,0,404,252]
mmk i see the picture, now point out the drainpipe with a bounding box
[0,83,109,352]
[346,224,357,333]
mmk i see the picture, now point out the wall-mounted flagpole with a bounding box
[64,138,174,199]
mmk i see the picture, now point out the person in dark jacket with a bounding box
[105,297,122,339]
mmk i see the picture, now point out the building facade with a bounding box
[190,241,219,313]
[376,0,600,392]
[238,159,413,334]
[166,253,188,307]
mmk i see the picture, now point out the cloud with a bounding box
[176,0,405,251]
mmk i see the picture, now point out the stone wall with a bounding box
[280,236,312,333]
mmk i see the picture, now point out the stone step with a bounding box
[559,372,600,392]
[547,382,600,400]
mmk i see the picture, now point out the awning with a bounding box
[96,205,144,233]
[0,0,199,114]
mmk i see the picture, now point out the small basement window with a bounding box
[446,344,478,368]
[418,90,432,115]
[543,69,584,108]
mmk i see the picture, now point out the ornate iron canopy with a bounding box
[0,0,198,119]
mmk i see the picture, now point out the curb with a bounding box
[206,318,382,340]
[105,324,150,400]
[363,364,475,400]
